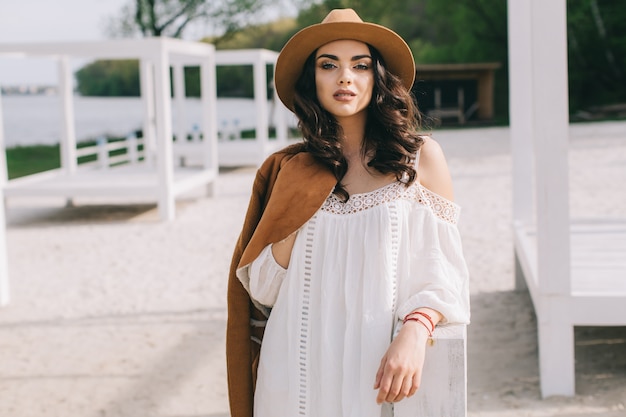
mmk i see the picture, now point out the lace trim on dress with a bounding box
[297,215,316,417]
[389,203,400,338]
[320,181,460,224]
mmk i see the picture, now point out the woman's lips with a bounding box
[333,89,356,101]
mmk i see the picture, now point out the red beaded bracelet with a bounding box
[413,311,435,332]
[403,311,435,330]
[403,317,433,337]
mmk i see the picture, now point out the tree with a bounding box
[75,60,140,96]
[567,0,626,111]
[105,0,281,39]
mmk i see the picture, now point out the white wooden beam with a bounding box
[0,38,214,60]
[215,49,278,66]
[533,0,574,397]
[253,52,269,165]
[530,0,571,297]
[139,59,157,168]
[0,91,9,306]
[507,0,535,228]
[273,69,289,146]
[0,92,8,185]
[508,0,574,398]
[200,54,218,196]
[152,43,176,221]
[173,63,187,145]
[58,56,77,175]
[395,324,467,416]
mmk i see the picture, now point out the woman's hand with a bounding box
[373,321,429,404]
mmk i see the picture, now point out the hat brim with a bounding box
[275,21,415,112]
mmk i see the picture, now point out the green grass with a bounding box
[5,137,139,180]
[6,144,61,179]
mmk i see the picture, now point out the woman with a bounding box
[226,8,470,417]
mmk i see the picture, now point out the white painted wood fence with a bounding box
[508,0,626,398]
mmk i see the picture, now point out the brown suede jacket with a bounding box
[226,143,336,417]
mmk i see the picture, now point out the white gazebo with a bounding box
[216,49,290,166]
[0,38,220,222]
[173,49,292,167]
[508,0,626,397]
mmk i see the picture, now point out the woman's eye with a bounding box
[355,63,370,70]
[320,62,336,70]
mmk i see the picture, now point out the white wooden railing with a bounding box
[394,323,467,417]
[75,134,145,169]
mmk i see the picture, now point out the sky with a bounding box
[0,0,293,86]
[0,0,132,85]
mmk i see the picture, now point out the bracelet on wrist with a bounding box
[403,311,437,346]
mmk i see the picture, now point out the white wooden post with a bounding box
[253,52,269,165]
[395,325,467,416]
[531,0,573,397]
[273,74,288,145]
[58,56,77,175]
[509,0,574,397]
[127,132,138,164]
[508,0,536,291]
[0,91,10,306]
[173,63,187,144]
[0,188,7,306]
[200,55,218,196]
[152,43,176,221]
[96,136,109,169]
[140,59,156,167]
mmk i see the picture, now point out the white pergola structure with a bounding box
[0,38,219,222]
[508,0,626,397]
[216,49,290,166]
[172,48,291,167]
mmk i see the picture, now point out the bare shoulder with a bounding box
[417,136,455,201]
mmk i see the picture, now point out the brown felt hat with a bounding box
[274,8,415,112]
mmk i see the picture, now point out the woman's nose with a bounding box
[338,69,352,85]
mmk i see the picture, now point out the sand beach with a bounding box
[1,121,625,416]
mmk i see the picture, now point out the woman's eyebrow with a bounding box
[316,53,338,61]
[316,54,372,61]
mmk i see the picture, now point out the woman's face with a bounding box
[314,39,374,122]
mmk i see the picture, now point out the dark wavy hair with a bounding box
[292,44,423,202]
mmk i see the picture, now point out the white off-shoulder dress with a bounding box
[243,179,470,417]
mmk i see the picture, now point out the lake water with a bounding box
[0,95,296,147]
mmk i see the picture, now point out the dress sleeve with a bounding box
[249,244,287,308]
[396,187,471,325]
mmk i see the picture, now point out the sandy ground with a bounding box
[1,121,625,416]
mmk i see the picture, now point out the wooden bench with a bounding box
[515,220,626,395]
[427,87,467,125]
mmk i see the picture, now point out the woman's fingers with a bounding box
[408,373,420,397]
[393,374,414,402]
[375,361,418,403]
[385,373,405,403]
[374,357,386,390]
